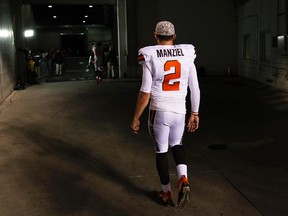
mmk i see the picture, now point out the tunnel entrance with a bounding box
[60,34,86,57]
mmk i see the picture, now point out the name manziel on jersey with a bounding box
[156,48,184,58]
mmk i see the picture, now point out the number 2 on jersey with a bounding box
[162,60,181,91]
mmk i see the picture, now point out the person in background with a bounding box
[94,42,104,83]
[54,49,64,76]
[130,21,200,207]
[26,49,36,84]
[33,51,41,79]
[107,43,117,79]
[87,42,96,72]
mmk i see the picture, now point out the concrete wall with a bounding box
[238,0,288,92]
[0,1,43,105]
[0,0,16,104]
[127,0,238,77]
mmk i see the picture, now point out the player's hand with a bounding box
[187,114,199,132]
[130,119,140,134]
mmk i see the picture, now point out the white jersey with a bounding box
[138,44,200,114]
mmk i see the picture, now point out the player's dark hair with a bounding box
[156,35,174,41]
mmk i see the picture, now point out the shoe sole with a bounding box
[178,185,190,207]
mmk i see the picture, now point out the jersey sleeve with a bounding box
[140,64,152,93]
[137,53,145,65]
[185,44,197,61]
[188,62,200,113]
[137,47,152,93]
[181,44,199,112]
[137,47,151,65]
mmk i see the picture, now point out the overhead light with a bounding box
[53,16,57,19]
[83,21,86,23]
[85,15,88,18]
[89,5,93,8]
[24,29,34,38]
[48,5,52,8]
[0,29,9,38]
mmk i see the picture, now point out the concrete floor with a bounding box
[0,73,288,216]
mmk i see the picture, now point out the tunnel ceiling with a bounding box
[31,4,115,28]
[30,0,248,28]
[31,4,114,27]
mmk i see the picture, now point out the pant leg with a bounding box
[111,64,115,78]
[55,64,59,75]
[59,64,62,75]
[107,62,111,78]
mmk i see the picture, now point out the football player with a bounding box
[131,21,200,207]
